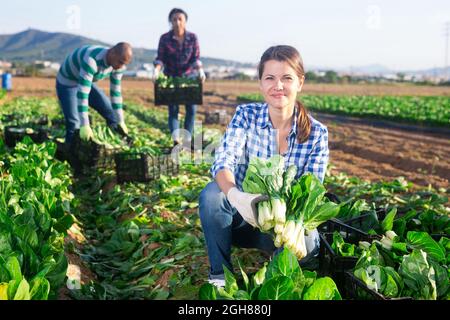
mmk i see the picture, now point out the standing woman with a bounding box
[199,45,329,287]
[152,8,206,146]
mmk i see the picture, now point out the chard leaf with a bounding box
[428,260,450,299]
[399,249,437,300]
[258,275,294,300]
[29,276,50,300]
[198,283,217,300]
[302,277,342,300]
[266,248,300,280]
[299,174,326,221]
[238,261,249,292]
[354,268,378,292]
[5,256,22,282]
[381,207,397,232]
[406,231,446,263]
[13,278,30,300]
[223,266,238,296]
[0,283,8,300]
[303,201,341,231]
[253,262,267,287]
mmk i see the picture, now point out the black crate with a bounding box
[115,151,179,183]
[319,219,380,298]
[158,153,180,176]
[1,114,48,126]
[115,152,159,183]
[344,271,413,300]
[154,82,202,106]
[4,125,49,148]
[70,133,116,171]
[54,140,69,162]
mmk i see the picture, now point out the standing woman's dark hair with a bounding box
[257,45,311,144]
[168,8,188,22]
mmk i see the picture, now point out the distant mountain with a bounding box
[0,29,109,62]
[0,28,255,69]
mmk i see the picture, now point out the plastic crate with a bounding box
[54,140,68,162]
[70,133,116,171]
[344,271,413,300]
[158,153,180,176]
[115,151,179,183]
[319,219,380,298]
[4,125,49,148]
[205,110,231,125]
[1,114,48,126]
[154,81,202,106]
[115,152,160,183]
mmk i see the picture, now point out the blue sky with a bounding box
[1,0,449,71]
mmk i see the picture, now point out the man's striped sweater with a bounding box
[56,45,125,125]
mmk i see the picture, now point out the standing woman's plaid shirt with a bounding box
[153,30,201,77]
[211,103,329,190]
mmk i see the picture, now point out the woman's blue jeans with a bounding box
[199,181,277,279]
[168,104,197,140]
[56,81,118,143]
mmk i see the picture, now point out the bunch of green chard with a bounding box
[242,155,341,260]
[0,138,75,299]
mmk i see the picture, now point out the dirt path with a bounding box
[6,77,450,189]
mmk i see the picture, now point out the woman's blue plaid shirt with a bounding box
[211,102,329,190]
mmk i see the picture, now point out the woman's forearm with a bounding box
[215,169,236,196]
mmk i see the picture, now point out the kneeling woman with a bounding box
[199,45,329,287]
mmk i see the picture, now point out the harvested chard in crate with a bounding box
[318,222,380,297]
[70,131,116,171]
[154,74,202,105]
[4,125,49,148]
[115,150,179,183]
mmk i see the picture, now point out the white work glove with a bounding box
[198,68,206,83]
[152,67,160,82]
[227,187,268,228]
[80,125,94,141]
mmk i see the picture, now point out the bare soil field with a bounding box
[6,77,450,189]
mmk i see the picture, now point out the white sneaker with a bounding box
[208,278,225,288]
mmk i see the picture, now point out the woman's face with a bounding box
[259,60,303,111]
[171,13,187,33]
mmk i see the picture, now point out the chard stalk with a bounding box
[274,222,284,235]
[294,226,307,260]
[380,236,393,250]
[274,233,283,247]
[385,230,398,241]
[281,220,296,243]
[271,198,286,224]
[287,222,302,250]
[258,201,270,228]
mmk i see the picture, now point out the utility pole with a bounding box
[445,22,450,81]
